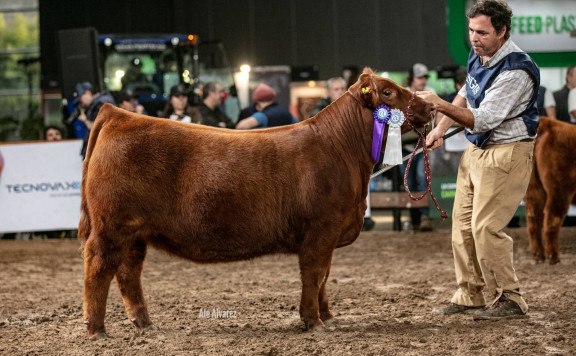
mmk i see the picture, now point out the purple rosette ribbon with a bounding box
[371,105,391,161]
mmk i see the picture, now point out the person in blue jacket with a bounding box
[236,83,297,129]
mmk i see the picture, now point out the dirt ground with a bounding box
[1,221,575,355]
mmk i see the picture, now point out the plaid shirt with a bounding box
[458,40,536,145]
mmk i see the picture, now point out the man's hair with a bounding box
[202,82,217,100]
[467,0,513,40]
[326,77,346,90]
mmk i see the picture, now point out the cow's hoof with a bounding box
[302,319,324,332]
[549,257,560,265]
[320,312,334,322]
[89,332,108,341]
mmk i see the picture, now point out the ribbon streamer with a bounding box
[371,105,391,161]
[382,109,405,165]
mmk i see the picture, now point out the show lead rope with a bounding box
[402,92,449,219]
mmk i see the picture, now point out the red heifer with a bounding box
[525,116,576,264]
[79,68,436,339]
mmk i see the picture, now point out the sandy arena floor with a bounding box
[1,217,575,355]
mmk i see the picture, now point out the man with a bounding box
[197,82,235,128]
[402,63,436,232]
[419,0,539,319]
[236,83,296,129]
[74,82,116,157]
[568,87,576,122]
[309,77,347,117]
[553,65,576,122]
[118,90,146,115]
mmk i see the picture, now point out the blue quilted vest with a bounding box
[465,49,540,148]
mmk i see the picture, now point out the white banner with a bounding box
[509,0,576,53]
[0,140,83,233]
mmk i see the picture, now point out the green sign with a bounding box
[447,0,576,67]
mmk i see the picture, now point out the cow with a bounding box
[79,68,436,339]
[525,116,576,265]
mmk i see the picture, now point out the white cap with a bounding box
[412,63,429,78]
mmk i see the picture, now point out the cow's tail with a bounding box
[78,103,114,246]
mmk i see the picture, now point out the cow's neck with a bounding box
[311,94,375,175]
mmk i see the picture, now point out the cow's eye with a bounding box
[384,90,392,96]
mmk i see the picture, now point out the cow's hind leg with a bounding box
[115,239,155,333]
[543,195,571,265]
[298,247,334,331]
[525,178,546,263]
[83,235,124,339]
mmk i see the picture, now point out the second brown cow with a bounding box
[525,116,576,264]
[79,68,436,339]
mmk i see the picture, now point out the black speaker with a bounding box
[57,27,103,99]
[291,65,319,82]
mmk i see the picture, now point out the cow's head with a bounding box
[349,68,435,130]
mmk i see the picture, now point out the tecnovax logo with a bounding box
[5,181,81,194]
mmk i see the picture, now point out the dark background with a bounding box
[40,0,456,90]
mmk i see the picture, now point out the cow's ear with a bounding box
[350,73,376,107]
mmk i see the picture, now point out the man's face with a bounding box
[411,76,429,91]
[79,91,93,108]
[210,84,223,106]
[45,128,62,141]
[328,81,346,101]
[468,15,506,59]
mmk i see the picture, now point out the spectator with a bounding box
[197,82,235,128]
[421,0,540,319]
[121,57,147,88]
[44,126,63,141]
[236,83,297,129]
[552,65,576,123]
[153,53,179,95]
[401,63,436,232]
[118,90,147,115]
[160,84,201,124]
[536,86,556,118]
[74,81,116,157]
[568,87,576,123]
[310,77,347,117]
[444,66,467,103]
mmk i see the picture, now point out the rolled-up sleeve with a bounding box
[468,70,533,134]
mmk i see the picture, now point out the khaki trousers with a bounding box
[450,141,534,313]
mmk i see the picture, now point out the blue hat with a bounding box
[74,82,92,103]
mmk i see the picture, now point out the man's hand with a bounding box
[425,127,445,151]
[416,91,443,107]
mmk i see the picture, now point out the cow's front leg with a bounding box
[298,248,333,331]
[318,261,334,323]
